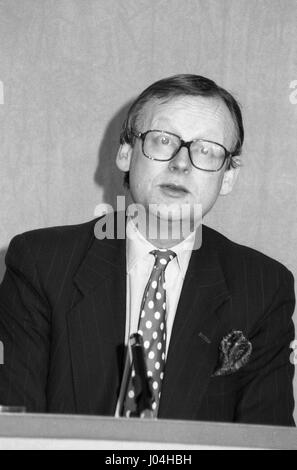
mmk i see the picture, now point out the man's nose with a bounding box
[168,146,192,173]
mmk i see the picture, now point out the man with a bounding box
[0,74,295,425]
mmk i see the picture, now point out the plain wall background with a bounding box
[0,0,296,422]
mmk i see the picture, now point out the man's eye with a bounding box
[200,146,209,155]
[160,136,170,145]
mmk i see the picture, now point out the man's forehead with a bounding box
[143,95,231,123]
[138,95,237,146]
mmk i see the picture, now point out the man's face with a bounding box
[117,95,239,222]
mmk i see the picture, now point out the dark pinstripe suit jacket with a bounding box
[0,215,295,425]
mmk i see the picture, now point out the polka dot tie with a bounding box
[123,249,176,418]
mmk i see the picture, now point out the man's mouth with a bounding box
[159,183,189,197]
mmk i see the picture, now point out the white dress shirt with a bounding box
[125,216,196,355]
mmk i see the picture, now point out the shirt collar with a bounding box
[126,216,197,278]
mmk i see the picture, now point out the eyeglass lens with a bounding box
[143,131,226,171]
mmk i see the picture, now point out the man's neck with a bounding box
[129,212,198,249]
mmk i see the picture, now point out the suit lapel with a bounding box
[159,228,231,419]
[67,214,127,415]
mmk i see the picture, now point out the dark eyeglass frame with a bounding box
[132,129,233,172]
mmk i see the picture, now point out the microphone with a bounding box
[129,333,154,418]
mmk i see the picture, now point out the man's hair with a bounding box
[120,74,244,188]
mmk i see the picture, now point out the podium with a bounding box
[0,414,296,449]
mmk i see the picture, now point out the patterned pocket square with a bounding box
[213,330,252,377]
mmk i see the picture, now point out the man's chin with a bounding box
[149,202,201,222]
[127,201,202,241]
[146,203,202,237]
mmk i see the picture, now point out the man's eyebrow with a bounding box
[149,123,223,141]
[148,120,179,135]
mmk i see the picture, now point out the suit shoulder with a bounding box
[203,225,293,280]
[7,218,101,272]
[11,218,97,248]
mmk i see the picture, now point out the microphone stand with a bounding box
[118,333,154,418]
[130,333,154,418]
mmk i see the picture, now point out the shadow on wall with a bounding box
[94,99,134,208]
[0,248,7,283]
[0,101,134,285]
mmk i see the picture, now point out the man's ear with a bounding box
[220,160,241,196]
[116,143,133,172]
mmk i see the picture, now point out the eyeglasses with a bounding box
[133,129,232,172]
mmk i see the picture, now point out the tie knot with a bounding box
[150,249,176,268]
